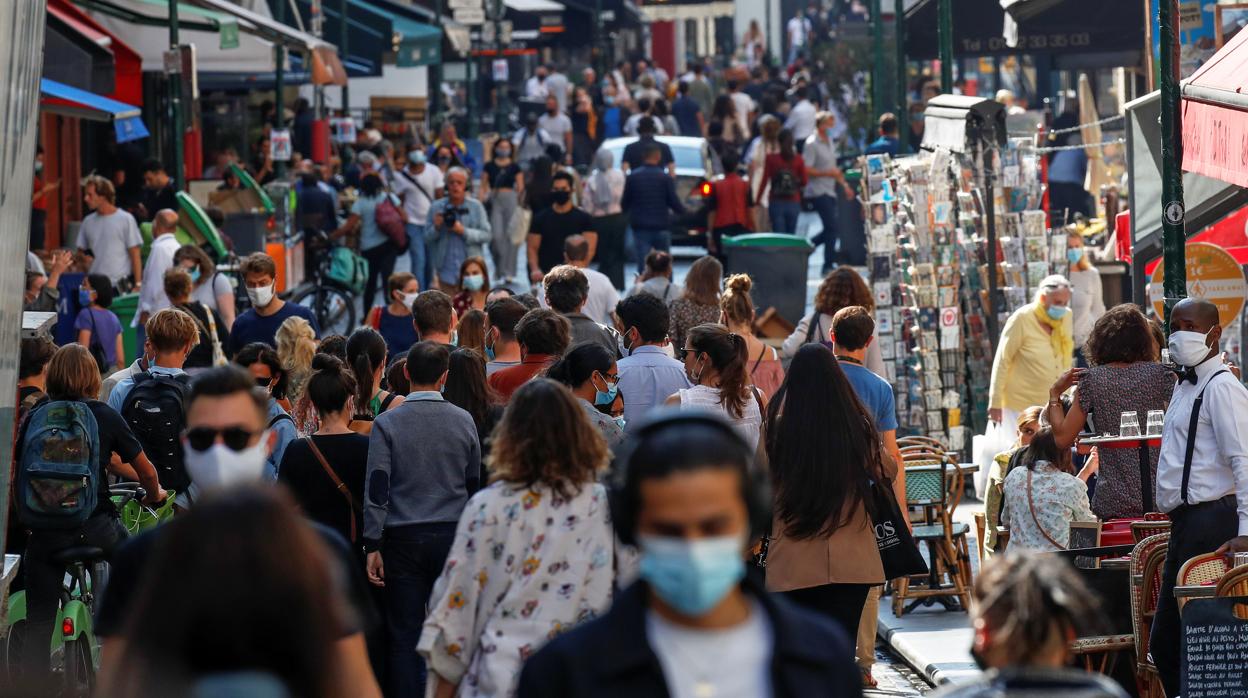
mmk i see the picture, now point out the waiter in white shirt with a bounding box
[1152,298,1248,698]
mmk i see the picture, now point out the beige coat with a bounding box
[759,448,891,591]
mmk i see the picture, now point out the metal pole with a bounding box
[870,0,884,121]
[937,0,953,93]
[274,0,287,179]
[594,0,603,78]
[169,0,184,190]
[895,0,907,152]
[495,0,505,134]
[339,0,349,115]
[1159,0,1186,326]
[430,0,442,126]
[984,147,999,346]
[312,0,324,123]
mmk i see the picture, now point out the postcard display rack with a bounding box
[863,139,1059,454]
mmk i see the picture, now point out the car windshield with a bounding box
[604,142,709,172]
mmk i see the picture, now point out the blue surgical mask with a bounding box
[613,415,627,430]
[485,341,496,361]
[604,95,616,106]
[462,274,485,292]
[1046,305,1069,321]
[78,289,93,306]
[593,372,619,406]
[189,266,202,283]
[1066,247,1084,264]
[824,127,836,140]
[638,534,745,616]
[449,331,459,347]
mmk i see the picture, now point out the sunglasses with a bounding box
[184,426,262,453]
[255,377,273,388]
[680,347,697,359]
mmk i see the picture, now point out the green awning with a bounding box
[229,163,276,214]
[72,0,240,49]
[358,0,441,67]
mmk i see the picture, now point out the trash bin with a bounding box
[111,293,140,364]
[721,233,813,325]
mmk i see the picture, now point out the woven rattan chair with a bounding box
[890,456,972,616]
[1129,533,1170,698]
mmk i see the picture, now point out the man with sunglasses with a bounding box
[95,365,383,696]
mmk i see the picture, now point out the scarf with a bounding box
[1032,302,1073,365]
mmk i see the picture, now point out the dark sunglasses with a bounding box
[184,426,261,453]
[680,347,697,359]
[255,377,273,388]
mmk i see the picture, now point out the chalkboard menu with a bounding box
[1182,597,1248,697]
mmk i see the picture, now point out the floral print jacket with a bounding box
[418,481,614,696]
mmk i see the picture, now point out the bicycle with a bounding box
[2,485,172,696]
[286,229,359,336]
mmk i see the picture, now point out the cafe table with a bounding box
[1079,434,1163,512]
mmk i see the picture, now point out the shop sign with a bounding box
[270,129,292,162]
[1149,241,1248,328]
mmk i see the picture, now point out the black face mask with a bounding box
[551,190,571,205]
[548,108,558,115]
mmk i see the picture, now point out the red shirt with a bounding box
[761,153,808,203]
[707,173,753,231]
[487,354,557,401]
[33,175,47,211]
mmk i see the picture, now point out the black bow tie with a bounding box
[1176,366,1199,385]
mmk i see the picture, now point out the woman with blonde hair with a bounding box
[783,268,885,374]
[277,316,318,433]
[419,379,614,697]
[668,255,723,353]
[720,273,784,397]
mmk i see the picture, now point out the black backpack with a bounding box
[770,166,799,198]
[120,371,192,492]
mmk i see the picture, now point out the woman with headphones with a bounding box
[518,410,862,698]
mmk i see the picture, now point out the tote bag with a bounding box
[870,479,929,580]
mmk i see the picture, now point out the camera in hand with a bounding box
[443,206,467,227]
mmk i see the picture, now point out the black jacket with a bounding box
[517,577,863,698]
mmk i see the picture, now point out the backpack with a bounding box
[86,310,111,374]
[374,195,408,252]
[17,401,100,529]
[121,371,192,492]
[770,165,799,198]
[327,246,369,296]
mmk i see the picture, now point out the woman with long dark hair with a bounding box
[345,327,401,435]
[336,173,400,310]
[666,323,764,450]
[524,155,556,216]
[419,379,613,697]
[443,348,503,476]
[760,128,808,234]
[547,342,624,446]
[762,342,888,640]
[711,94,746,147]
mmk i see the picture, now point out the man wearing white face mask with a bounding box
[518,411,861,697]
[228,253,321,355]
[988,275,1074,428]
[94,365,383,697]
[1151,298,1248,698]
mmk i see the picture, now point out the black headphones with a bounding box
[608,409,772,546]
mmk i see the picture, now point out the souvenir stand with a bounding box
[863,96,1063,454]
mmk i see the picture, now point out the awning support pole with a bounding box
[895,0,907,153]
[169,0,184,190]
[275,0,287,179]
[1159,0,1186,327]
[937,0,952,93]
[871,0,884,121]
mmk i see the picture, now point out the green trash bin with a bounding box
[721,233,813,325]
[111,293,140,365]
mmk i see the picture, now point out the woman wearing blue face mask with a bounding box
[988,275,1074,430]
[1066,232,1105,367]
[452,256,490,318]
[74,273,126,374]
[547,342,624,448]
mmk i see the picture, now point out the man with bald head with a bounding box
[138,208,182,325]
[1151,297,1248,696]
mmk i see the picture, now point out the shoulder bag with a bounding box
[199,303,228,366]
[510,202,533,246]
[1026,469,1066,550]
[869,474,929,579]
[374,194,408,252]
[305,436,361,543]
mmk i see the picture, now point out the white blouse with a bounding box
[1068,267,1105,348]
[677,384,763,452]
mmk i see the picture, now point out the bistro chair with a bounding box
[1176,552,1231,613]
[1129,533,1170,698]
[1214,564,1248,598]
[891,456,972,616]
[1130,519,1171,543]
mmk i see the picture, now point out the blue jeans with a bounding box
[810,194,839,270]
[769,200,801,234]
[632,228,671,275]
[384,523,457,697]
[405,223,429,292]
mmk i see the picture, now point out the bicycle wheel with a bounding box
[62,637,93,697]
[291,285,357,336]
[1,620,25,690]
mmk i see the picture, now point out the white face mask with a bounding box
[400,291,419,308]
[1168,329,1214,368]
[247,283,275,308]
[184,438,269,491]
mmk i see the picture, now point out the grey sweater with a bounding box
[363,393,481,551]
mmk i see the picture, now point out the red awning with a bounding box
[1181,22,1248,189]
[1142,204,1248,275]
[48,0,143,106]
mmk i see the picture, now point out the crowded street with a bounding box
[5,0,1248,696]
